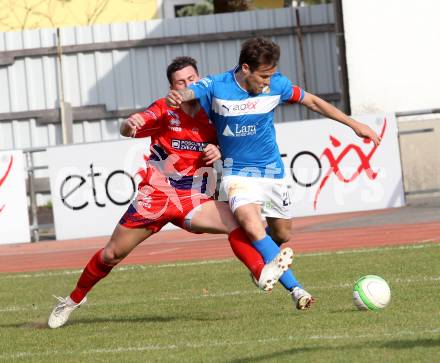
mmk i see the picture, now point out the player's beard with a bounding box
[245,78,262,95]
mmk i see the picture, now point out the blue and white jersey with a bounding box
[189,67,304,179]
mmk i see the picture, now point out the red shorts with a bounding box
[119,182,212,233]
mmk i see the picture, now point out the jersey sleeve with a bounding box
[287,85,305,104]
[188,77,214,117]
[133,101,163,138]
[277,74,305,104]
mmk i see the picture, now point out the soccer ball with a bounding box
[353,275,391,311]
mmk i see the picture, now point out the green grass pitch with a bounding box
[1,242,439,362]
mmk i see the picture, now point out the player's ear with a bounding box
[241,63,251,75]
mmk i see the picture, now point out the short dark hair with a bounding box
[239,37,280,71]
[166,56,199,84]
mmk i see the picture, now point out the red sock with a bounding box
[70,248,114,303]
[228,228,265,279]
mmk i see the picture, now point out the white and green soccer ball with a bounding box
[353,275,391,311]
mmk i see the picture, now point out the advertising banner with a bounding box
[48,114,404,240]
[0,151,30,244]
[48,139,150,240]
[276,114,404,216]
[342,0,440,114]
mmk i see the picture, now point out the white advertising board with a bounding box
[48,139,151,240]
[342,0,440,114]
[0,151,30,244]
[49,114,404,240]
[275,114,404,216]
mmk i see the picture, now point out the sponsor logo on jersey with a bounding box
[235,124,256,136]
[143,109,158,119]
[167,110,178,119]
[222,124,256,137]
[171,139,207,152]
[222,125,235,136]
[169,118,180,126]
[213,95,280,116]
[167,112,181,131]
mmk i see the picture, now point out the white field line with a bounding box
[300,240,439,257]
[1,275,439,313]
[0,259,234,280]
[2,269,84,279]
[1,328,439,360]
[129,275,440,301]
[148,247,181,255]
[0,235,227,257]
[2,242,439,280]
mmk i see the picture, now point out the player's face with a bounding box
[242,63,277,94]
[170,66,200,90]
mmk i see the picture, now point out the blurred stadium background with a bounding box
[0,0,439,243]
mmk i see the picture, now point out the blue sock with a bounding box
[252,235,279,263]
[265,225,284,246]
[279,270,302,291]
[265,225,271,236]
[265,226,302,290]
[253,234,302,291]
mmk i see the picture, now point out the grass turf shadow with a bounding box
[227,337,440,362]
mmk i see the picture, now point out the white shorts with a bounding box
[219,175,294,219]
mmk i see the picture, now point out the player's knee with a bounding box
[270,229,291,245]
[102,247,123,265]
[240,220,265,241]
[224,216,240,234]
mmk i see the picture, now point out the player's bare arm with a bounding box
[300,92,381,146]
[166,88,196,108]
[120,114,145,137]
[203,144,221,165]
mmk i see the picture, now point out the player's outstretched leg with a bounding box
[188,202,291,293]
[258,247,293,292]
[291,286,316,310]
[232,229,314,305]
[278,265,316,310]
[48,225,152,328]
[228,228,293,292]
[266,224,316,310]
[48,295,88,329]
[228,228,265,279]
[48,248,113,329]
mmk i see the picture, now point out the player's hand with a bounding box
[203,144,221,165]
[353,122,381,146]
[124,114,145,137]
[166,90,183,108]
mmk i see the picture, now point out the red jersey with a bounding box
[134,98,217,175]
[119,99,216,232]
[132,98,217,194]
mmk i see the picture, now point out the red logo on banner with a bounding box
[0,155,14,214]
[313,118,387,209]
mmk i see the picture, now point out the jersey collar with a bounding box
[232,65,249,94]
